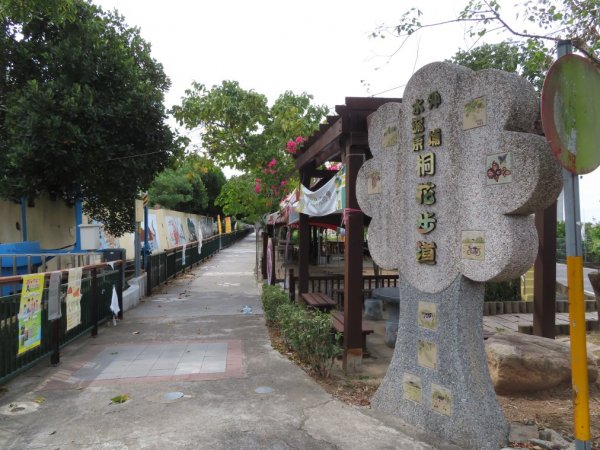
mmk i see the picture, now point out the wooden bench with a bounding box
[330,310,374,353]
[300,292,337,312]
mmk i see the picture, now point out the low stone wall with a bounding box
[123,273,146,312]
[483,299,597,316]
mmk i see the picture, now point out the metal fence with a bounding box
[146,228,253,295]
[0,262,123,384]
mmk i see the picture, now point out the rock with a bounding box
[530,438,566,450]
[485,332,598,394]
[509,422,539,442]
[539,428,571,448]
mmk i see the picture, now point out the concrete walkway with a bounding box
[0,233,448,450]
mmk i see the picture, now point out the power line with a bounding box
[104,150,166,162]
[370,84,406,97]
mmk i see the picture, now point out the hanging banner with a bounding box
[65,267,83,331]
[225,217,232,234]
[296,166,346,217]
[47,271,62,321]
[182,243,187,265]
[17,274,45,355]
[197,226,203,255]
[110,285,120,316]
[217,214,222,235]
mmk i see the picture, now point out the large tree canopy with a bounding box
[0,0,177,235]
[172,81,327,220]
[171,81,327,173]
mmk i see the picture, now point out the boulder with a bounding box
[485,332,598,394]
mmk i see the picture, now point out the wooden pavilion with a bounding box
[292,97,400,371]
[263,95,559,372]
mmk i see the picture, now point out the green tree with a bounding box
[183,153,226,216]
[172,81,326,220]
[374,0,599,78]
[0,0,177,235]
[148,164,208,214]
[215,174,269,224]
[448,40,553,92]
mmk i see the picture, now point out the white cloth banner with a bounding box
[182,243,186,265]
[297,176,339,217]
[48,271,62,321]
[110,285,120,316]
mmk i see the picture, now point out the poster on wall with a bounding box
[187,218,198,242]
[91,220,120,249]
[140,213,160,252]
[65,267,83,331]
[200,217,213,238]
[166,216,187,248]
[17,274,45,355]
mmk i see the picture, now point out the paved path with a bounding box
[0,233,448,450]
[556,262,596,295]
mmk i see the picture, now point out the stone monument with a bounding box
[356,62,562,449]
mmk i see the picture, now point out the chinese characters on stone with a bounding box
[413,91,442,264]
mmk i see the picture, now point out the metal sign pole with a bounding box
[557,40,591,450]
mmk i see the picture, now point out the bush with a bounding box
[263,285,341,377]
[261,284,289,323]
[276,303,341,377]
[484,278,521,302]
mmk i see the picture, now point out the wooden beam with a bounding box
[533,201,557,338]
[295,118,343,169]
[343,146,365,372]
[315,141,342,167]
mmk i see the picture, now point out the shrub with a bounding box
[261,284,289,323]
[264,285,341,377]
[484,278,521,302]
[276,302,341,377]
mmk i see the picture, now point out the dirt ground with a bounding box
[269,327,600,449]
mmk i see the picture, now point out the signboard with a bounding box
[18,274,44,355]
[541,54,600,174]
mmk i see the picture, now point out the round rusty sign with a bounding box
[541,54,600,174]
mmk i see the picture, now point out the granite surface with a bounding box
[356,62,563,449]
[372,274,509,450]
[356,62,563,293]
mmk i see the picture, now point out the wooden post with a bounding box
[91,268,98,337]
[299,213,310,294]
[261,231,268,280]
[289,268,296,301]
[533,201,557,338]
[343,146,365,372]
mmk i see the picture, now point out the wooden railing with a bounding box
[287,269,398,301]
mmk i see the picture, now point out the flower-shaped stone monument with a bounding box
[356,62,562,450]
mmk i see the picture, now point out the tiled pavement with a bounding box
[35,340,243,390]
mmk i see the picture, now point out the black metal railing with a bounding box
[146,228,253,295]
[0,261,123,384]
